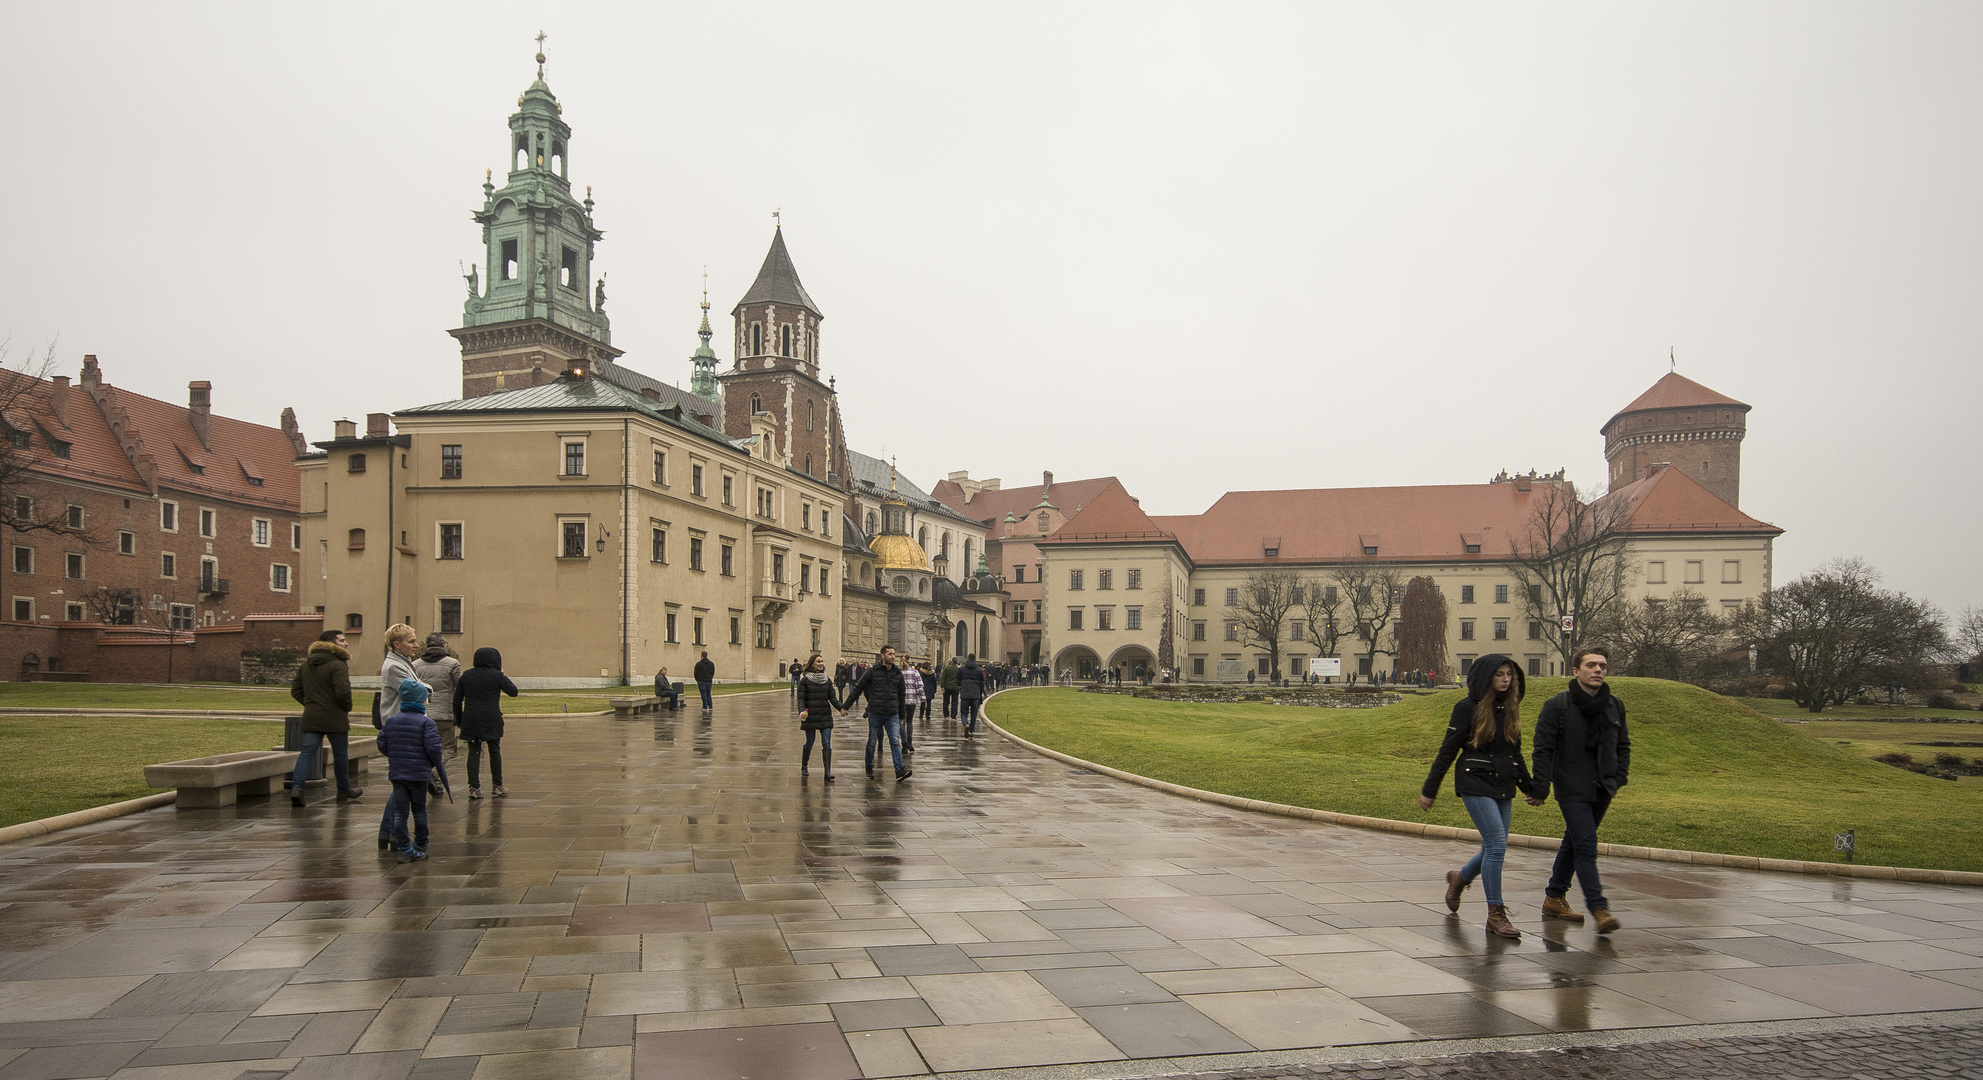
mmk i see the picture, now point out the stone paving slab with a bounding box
[1,689,1981,1078]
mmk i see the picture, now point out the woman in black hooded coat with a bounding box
[1419,652,1537,939]
[454,647,518,798]
[796,652,838,781]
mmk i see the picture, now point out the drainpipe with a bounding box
[622,417,631,686]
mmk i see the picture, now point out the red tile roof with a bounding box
[1149,483,1555,565]
[1037,485,1178,545]
[930,474,1126,526]
[1602,466,1782,535]
[0,369,150,495]
[1605,373,1748,432]
[97,384,300,510]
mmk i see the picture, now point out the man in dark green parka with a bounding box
[289,630,362,805]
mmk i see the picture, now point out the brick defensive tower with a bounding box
[1602,372,1750,507]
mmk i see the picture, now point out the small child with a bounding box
[377,677,444,862]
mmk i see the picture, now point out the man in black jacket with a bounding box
[1530,646,1631,934]
[957,654,986,736]
[693,651,716,711]
[842,646,911,780]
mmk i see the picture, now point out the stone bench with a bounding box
[609,695,668,719]
[147,736,378,808]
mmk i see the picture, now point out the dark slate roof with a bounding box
[592,360,718,417]
[397,376,738,446]
[847,449,978,526]
[842,512,875,556]
[733,229,820,316]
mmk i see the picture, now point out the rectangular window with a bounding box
[1192,621,1205,641]
[720,544,734,576]
[66,505,83,530]
[1528,584,1543,604]
[1291,618,1305,640]
[819,563,831,598]
[1031,599,1040,622]
[564,442,586,476]
[1224,622,1238,641]
[561,521,587,558]
[1460,620,1476,640]
[12,495,30,522]
[439,523,464,559]
[666,612,678,642]
[652,448,666,485]
[1684,560,1705,584]
[1493,620,1508,640]
[118,531,135,555]
[1097,608,1113,630]
[693,616,704,645]
[1126,607,1142,630]
[689,537,704,571]
[722,475,734,505]
[10,547,28,575]
[1013,565,1025,583]
[730,617,741,644]
[1324,585,1338,603]
[346,612,363,631]
[65,552,83,579]
[442,444,463,479]
[1290,586,1304,604]
[1193,588,1205,606]
[199,558,218,593]
[1192,657,1206,676]
[1010,601,1024,622]
[1528,657,1542,676]
[771,552,785,583]
[11,599,30,622]
[1098,569,1113,590]
[292,523,302,549]
[251,518,270,547]
[161,552,176,579]
[347,453,366,474]
[801,503,811,530]
[1722,560,1741,584]
[1528,621,1542,640]
[1068,609,1083,630]
[755,621,773,648]
[1460,585,1475,604]
[1259,657,1272,676]
[1494,584,1508,604]
[167,603,193,629]
[199,508,216,538]
[692,464,705,496]
[1225,587,1238,605]
[1647,561,1666,585]
[651,528,666,563]
[439,597,462,635]
[271,563,292,592]
[501,238,518,279]
[160,500,177,532]
[1069,569,1084,590]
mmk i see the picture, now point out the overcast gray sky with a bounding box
[7,3,1979,617]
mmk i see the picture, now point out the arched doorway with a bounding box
[1053,646,1101,682]
[1108,645,1156,683]
[955,621,969,658]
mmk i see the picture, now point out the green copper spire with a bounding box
[690,269,720,403]
[459,36,610,348]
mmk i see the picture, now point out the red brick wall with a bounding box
[0,613,321,684]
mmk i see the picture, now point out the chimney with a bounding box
[693,412,715,428]
[639,387,660,402]
[1042,470,1053,489]
[1514,475,1532,492]
[334,418,357,440]
[279,408,308,456]
[365,413,390,438]
[49,376,71,428]
[187,381,213,450]
[79,354,102,388]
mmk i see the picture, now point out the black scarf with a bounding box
[1570,679,1613,749]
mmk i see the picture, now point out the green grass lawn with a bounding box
[0,715,282,828]
[1731,696,1982,720]
[987,680,1983,873]
[1783,719,1983,785]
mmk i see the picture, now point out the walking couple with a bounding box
[1420,648,1631,939]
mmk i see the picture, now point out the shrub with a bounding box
[1927,691,1962,710]
[1934,752,1967,767]
[1875,751,1915,766]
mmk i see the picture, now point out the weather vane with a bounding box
[1670,346,1676,372]
[773,207,781,229]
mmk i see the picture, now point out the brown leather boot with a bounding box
[1444,870,1469,913]
[1541,895,1585,923]
[1485,904,1521,939]
[1591,908,1622,934]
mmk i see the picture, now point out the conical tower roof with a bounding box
[733,228,820,316]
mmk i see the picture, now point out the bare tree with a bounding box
[1730,558,1949,713]
[1225,569,1303,680]
[1601,590,1729,684]
[1509,482,1635,669]
[1333,561,1406,678]
[1954,605,1983,666]
[1155,566,1177,674]
[1395,576,1450,678]
[0,342,104,546]
[1298,577,1346,678]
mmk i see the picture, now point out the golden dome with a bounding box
[869,533,933,573]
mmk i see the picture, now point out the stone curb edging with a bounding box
[980,690,1983,888]
[0,792,176,848]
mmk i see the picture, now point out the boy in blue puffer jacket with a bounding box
[377,678,444,862]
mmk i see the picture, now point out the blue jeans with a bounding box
[697,681,713,709]
[960,698,981,728]
[865,712,903,775]
[1548,791,1612,911]
[292,731,352,794]
[1458,794,1513,905]
[387,779,429,852]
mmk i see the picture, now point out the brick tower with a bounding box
[1602,371,1750,507]
[449,43,618,398]
[717,225,845,485]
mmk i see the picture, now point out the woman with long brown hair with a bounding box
[796,653,838,781]
[1419,652,1538,939]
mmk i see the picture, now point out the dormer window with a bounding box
[1363,546,1378,556]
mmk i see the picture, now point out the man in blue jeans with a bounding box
[841,645,910,781]
[693,651,715,710]
[1530,646,1631,934]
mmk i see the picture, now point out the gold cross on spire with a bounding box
[773,207,781,229]
[534,30,547,77]
[700,267,709,311]
[889,455,899,493]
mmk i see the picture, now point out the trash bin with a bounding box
[283,716,324,782]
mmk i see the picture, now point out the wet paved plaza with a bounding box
[2,688,1982,1079]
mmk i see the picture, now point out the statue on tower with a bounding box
[595,275,607,311]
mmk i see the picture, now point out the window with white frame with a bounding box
[118,530,135,555]
[199,508,216,538]
[559,519,588,558]
[251,518,270,546]
[291,522,302,549]
[160,500,178,532]
[438,597,463,635]
[270,563,291,592]
[438,523,464,559]
[563,440,586,476]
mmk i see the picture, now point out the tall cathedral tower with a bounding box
[450,44,618,399]
[1602,371,1750,508]
[717,225,843,484]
